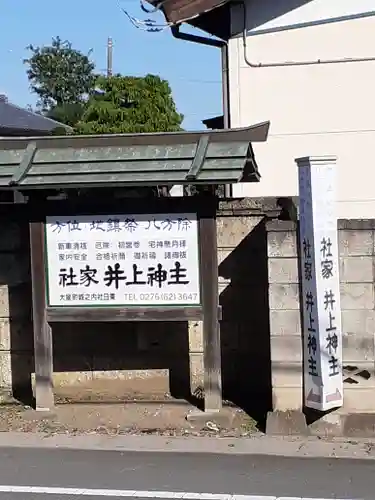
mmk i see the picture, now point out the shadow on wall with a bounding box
[219,218,272,428]
[51,321,197,406]
[11,318,200,409]
[242,0,313,32]
[8,283,34,407]
[0,208,35,407]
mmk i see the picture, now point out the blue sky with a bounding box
[0,0,222,130]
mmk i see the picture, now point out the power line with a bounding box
[270,128,375,137]
[183,112,221,117]
[96,69,220,85]
[172,78,220,84]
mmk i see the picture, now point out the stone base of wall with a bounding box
[266,409,375,438]
[0,388,14,403]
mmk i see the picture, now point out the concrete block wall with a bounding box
[267,220,375,413]
[0,216,33,402]
[216,199,275,415]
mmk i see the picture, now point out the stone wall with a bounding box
[216,199,277,421]
[0,214,33,403]
[267,220,375,413]
[0,199,280,420]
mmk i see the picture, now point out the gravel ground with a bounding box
[0,401,257,437]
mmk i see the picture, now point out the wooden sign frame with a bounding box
[28,195,222,413]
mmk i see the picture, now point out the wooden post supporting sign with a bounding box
[30,221,54,411]
[199,215,222,412]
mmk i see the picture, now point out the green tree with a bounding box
[76,74,184,134]
[48,102,87,127]
[24,36,96,118]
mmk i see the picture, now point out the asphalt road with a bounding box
[0,447,372,500]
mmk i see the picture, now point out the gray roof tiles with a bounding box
[0,121,270,189]
[0,95,71,134]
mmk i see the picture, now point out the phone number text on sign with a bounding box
[45,213,201,307]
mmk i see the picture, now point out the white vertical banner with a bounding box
[296,156,343,411]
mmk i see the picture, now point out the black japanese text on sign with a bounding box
[320,237,340,378]
[303,237,318,378]
[58,262,189,290]
[51,217,193,234]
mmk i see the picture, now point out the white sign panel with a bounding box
[45,213,200,307]
[297,156,343,411]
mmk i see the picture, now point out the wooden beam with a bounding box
[30,221,54,411]
[9,142,37,186]
[185,135,210,181]
[199,214,222,412]
[47,306,205,322]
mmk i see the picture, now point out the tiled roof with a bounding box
[0,122,270,190]
[0,95,71,133]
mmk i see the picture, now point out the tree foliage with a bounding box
[76,74,184,134]
[24,37,184,135]
[47,102,86,127]
[24,36,96,113]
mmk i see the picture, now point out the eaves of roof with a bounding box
[0,122,270,191]
[147,0,231,39]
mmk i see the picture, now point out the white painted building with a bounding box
[228,0,375,218]
[149,0,375,218]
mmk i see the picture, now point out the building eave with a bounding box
[147,0,231,38]
[0,123,270,191]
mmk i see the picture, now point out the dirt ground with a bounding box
[0,379,257,437]
[0,403,256,437]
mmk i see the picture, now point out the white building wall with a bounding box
[229,0,375,218]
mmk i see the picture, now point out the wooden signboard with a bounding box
[29,196,221,413]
